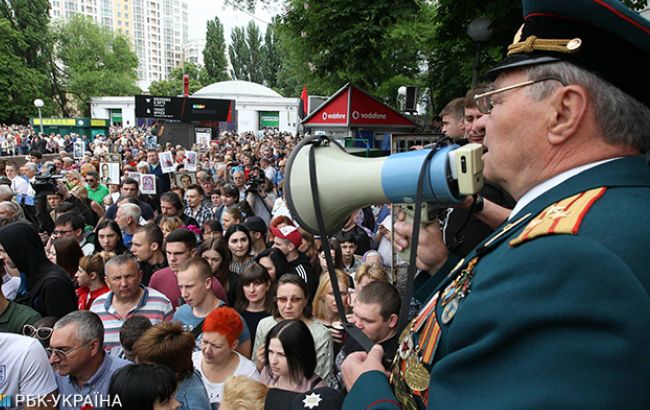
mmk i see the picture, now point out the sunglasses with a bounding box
[23,324,53,340]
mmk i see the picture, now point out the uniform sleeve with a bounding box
[20,338,58,396]
[343,371,400,410]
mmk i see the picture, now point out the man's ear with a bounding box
[547,85,589,146]
[388,313,399,328]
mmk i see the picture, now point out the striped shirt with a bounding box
[90,285,173,351]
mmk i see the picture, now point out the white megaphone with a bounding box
[285,136,484,235]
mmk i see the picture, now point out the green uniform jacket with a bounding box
[344,156,650,409]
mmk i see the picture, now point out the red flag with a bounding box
[299,86,308,119]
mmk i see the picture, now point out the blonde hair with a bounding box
[221,376,268,410]
[158,215,184,234]
[312,269,350,323]
[355,263,388,285]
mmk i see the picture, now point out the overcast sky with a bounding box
[187,0,280,43]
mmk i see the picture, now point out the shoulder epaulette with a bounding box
[509,187,606,247]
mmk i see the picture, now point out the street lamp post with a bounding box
[33,98,44,135]
[467,16,493,88]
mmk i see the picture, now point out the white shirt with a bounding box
[192,350,259,405]
[0,334,57,410]
[10,176,29,195]
[2,273,21,300]
[509,158,617,220]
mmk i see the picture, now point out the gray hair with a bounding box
[54,310,105,346]
[24,163,38,173]
[104,253,139,274]
[119,203,141,223]
[0,186,13,202]
[136,161,150,172]
[526,62,650,152]
[0,201,24,221]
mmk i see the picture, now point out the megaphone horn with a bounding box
[285,136,484,235]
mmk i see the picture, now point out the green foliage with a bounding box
[203,17,230,83]
[261,19,283,89]
[0,0,52,123]
[148,62,209,96]
[52,14,140,116]
[246,21,264,84]
[229,26,249,81]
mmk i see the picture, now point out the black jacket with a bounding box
[0,222,77,318]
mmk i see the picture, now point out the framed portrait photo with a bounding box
[159,151,175,174]
[140,174,157,194]
[73,141,85,159]
[174,171,196,191]
[99,162,120,185]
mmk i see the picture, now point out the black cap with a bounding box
[242,216,267,234]
[264,387,344,410]
[487,0,650,108]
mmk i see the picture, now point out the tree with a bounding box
[261,19,283,89]
[148,62,209,96]
[229,26,249,81]
[0,0,52,123]
[245,21,264,84]
[203,17,229,83]
[52,14,140,116]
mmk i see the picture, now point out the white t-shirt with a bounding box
[2,273,21,300]
[0,333,57,410]
[191,350,259,405]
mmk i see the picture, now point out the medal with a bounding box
[441,296,459,324]
[398,331,414,360]
[404,356,431,392]
[393,373,418,410]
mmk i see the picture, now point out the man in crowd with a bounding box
[157,191,198,227]
[242,216,268,255]
[5,161,29,197]
[184,184,213,227]
[342,1,650,408]
[115,202,141,249]
[173,256,252,356]
[231,170,247,202]
[270,225,313,292]
[84,171,109,205]
[131,223,167,286]
[149,228,227,308]
[104,178,154,221]
[328,281,400,392]
[53,213,95,256]
[91,254,173,352]
[336,213,371,256]
[439,97,466,140]
[336,232,363,277]
[49,311,129,409]
[0,281,40,334]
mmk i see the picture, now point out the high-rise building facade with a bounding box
[49,0,188,89]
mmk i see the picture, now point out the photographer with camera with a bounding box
[245,168,276,227]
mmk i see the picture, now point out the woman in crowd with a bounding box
[64,170,82,190]
[192,307,259,408]
[202,219,223,241]
[298,228,319,268]
[108,364,181,410]
[198,236,238,306]
[221,376,268,410]
[48,236,83,279]
[70,185,104,225]
[93,219,128,255]
[350,263,389,307]
[132,322,211,409]
[312,269,351,355]
[260,319,326,392]
[253,274,333,381]
[222,207,242,233]
[158,215,185,238]
[235,263,273,338]
[75,253,109,310]
[254,247,289,281]
[225,224,254,275]
[313,239,346,279]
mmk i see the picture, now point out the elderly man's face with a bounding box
[232,172,245,188]
[480,69,552,198]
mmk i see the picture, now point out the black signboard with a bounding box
[135,95,182,120]
[136,95,232,122]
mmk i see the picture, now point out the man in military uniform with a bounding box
[341,0,650,409]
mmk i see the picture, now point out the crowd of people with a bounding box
[0,125,399,409]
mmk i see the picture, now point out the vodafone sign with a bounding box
[302,83,416,128]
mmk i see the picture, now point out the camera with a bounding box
[31,164,63,195]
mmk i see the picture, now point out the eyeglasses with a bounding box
[46,340,92,361]
[85,179,95,183]
[474,77,566,114]
[275,296,305,304]
[23,324,53,340]
[52,228,74,236]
